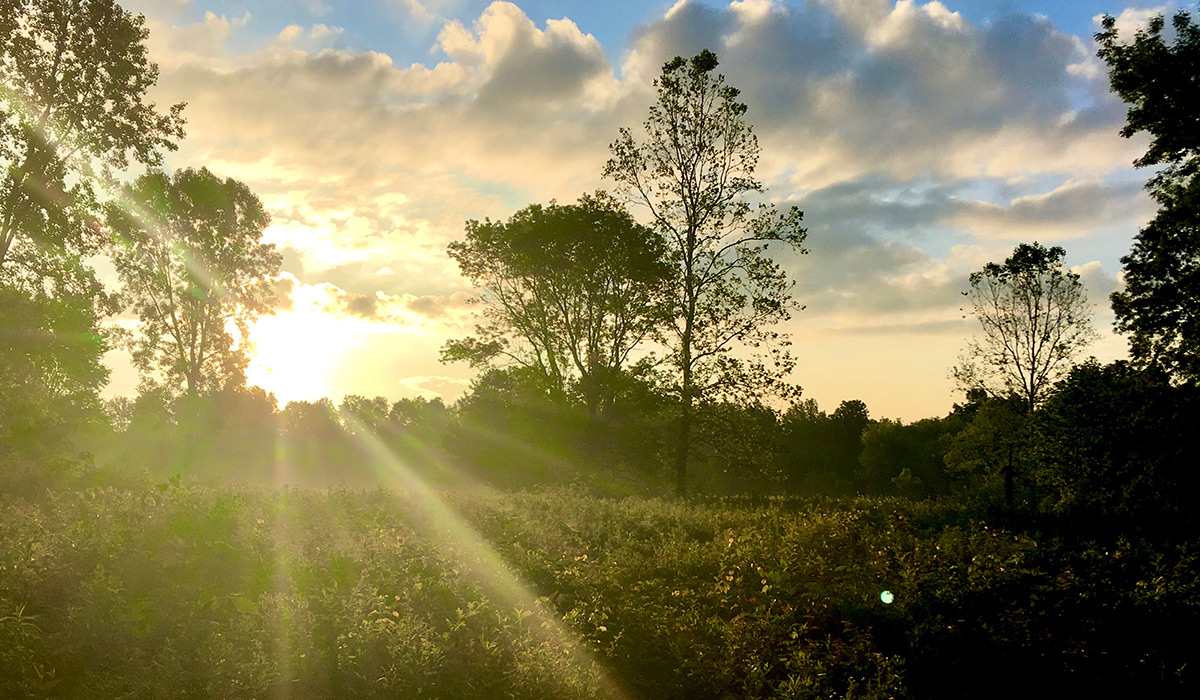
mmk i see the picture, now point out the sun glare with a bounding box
[246,309,361,405]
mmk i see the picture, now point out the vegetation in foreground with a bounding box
[2,485,1197,699]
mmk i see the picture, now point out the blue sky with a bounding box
[108,0,1198,419]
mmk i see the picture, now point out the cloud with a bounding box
[128,0,1152,417]
[343,292,379,318]
[395,374,472,400]
[1095,4,1171,39]
[273,274,297,311]
[945,179,1155,240]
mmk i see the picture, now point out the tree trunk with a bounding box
[674,337,693,496]
[674,393,691,496]
[1004,442,1014,508]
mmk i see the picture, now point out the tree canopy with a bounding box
[0,0,185,270]
[1,0,184,481]
[108,168,280,397]
[955,242,1095,413]
[604,49,807,493]
[1098,11,1200,381]
[443,192,671,416]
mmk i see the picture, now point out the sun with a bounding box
[245,308,360,406]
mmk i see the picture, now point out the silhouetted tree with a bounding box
[1035,360,1200,531]
[443,192,671,417]
[1,0,183,484]
[955,243,1095,414]
[108,168,281,396]
[1098,12,1200,380]
[604,49,807,494]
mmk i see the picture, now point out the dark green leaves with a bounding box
[444,192,671,414]
[1097,11,1200,381]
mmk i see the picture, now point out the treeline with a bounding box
[29,357,1183,540]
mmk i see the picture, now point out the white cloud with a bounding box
[1095,4,1171,39]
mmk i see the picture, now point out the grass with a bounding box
[1,483,1196,698]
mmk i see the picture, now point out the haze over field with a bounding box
[99,0,1193,419]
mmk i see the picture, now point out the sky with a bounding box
[102,0,1197,421]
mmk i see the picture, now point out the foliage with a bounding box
[604,49,807,493]
[0,0,185,270]
[1096,11,1200,187]
[859,416,962,498]
[1098,11,1200,381]
[955,242,1095,412]
[0,0,182,488]
[942,394,1028,505]
[108,168,281,396]
[1034,360,1200,530]
[776,399,871,495]
[0,279,109,494]
[1,486,1196,699]
[444,193,671,416]
[686,399,782,492]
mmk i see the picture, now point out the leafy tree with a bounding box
[604,49,807,493]
[1,0,182,485]
[339,394,391,438]
[443,192,671,417]
[0,0,185,270]
[955,242,1095,413]
[1097,12,1200,380]
[1035,360,1200,531]
[107,168,280,396]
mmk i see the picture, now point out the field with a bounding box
[2,484,1196,699]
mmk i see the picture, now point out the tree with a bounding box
[107,168,280,396]
[1,0,183,484]
[442,192,671,417]
[955,242,1095,414]
[1097,12,1200,381]
[1034,360,1200,530]
[0,0,185,270]
[604,49,807,494]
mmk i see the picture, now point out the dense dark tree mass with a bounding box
[443,192,670,417]
[1099,11,1200,380]
[2,5,1199,700]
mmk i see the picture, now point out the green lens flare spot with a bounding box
[880,590,894,604]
